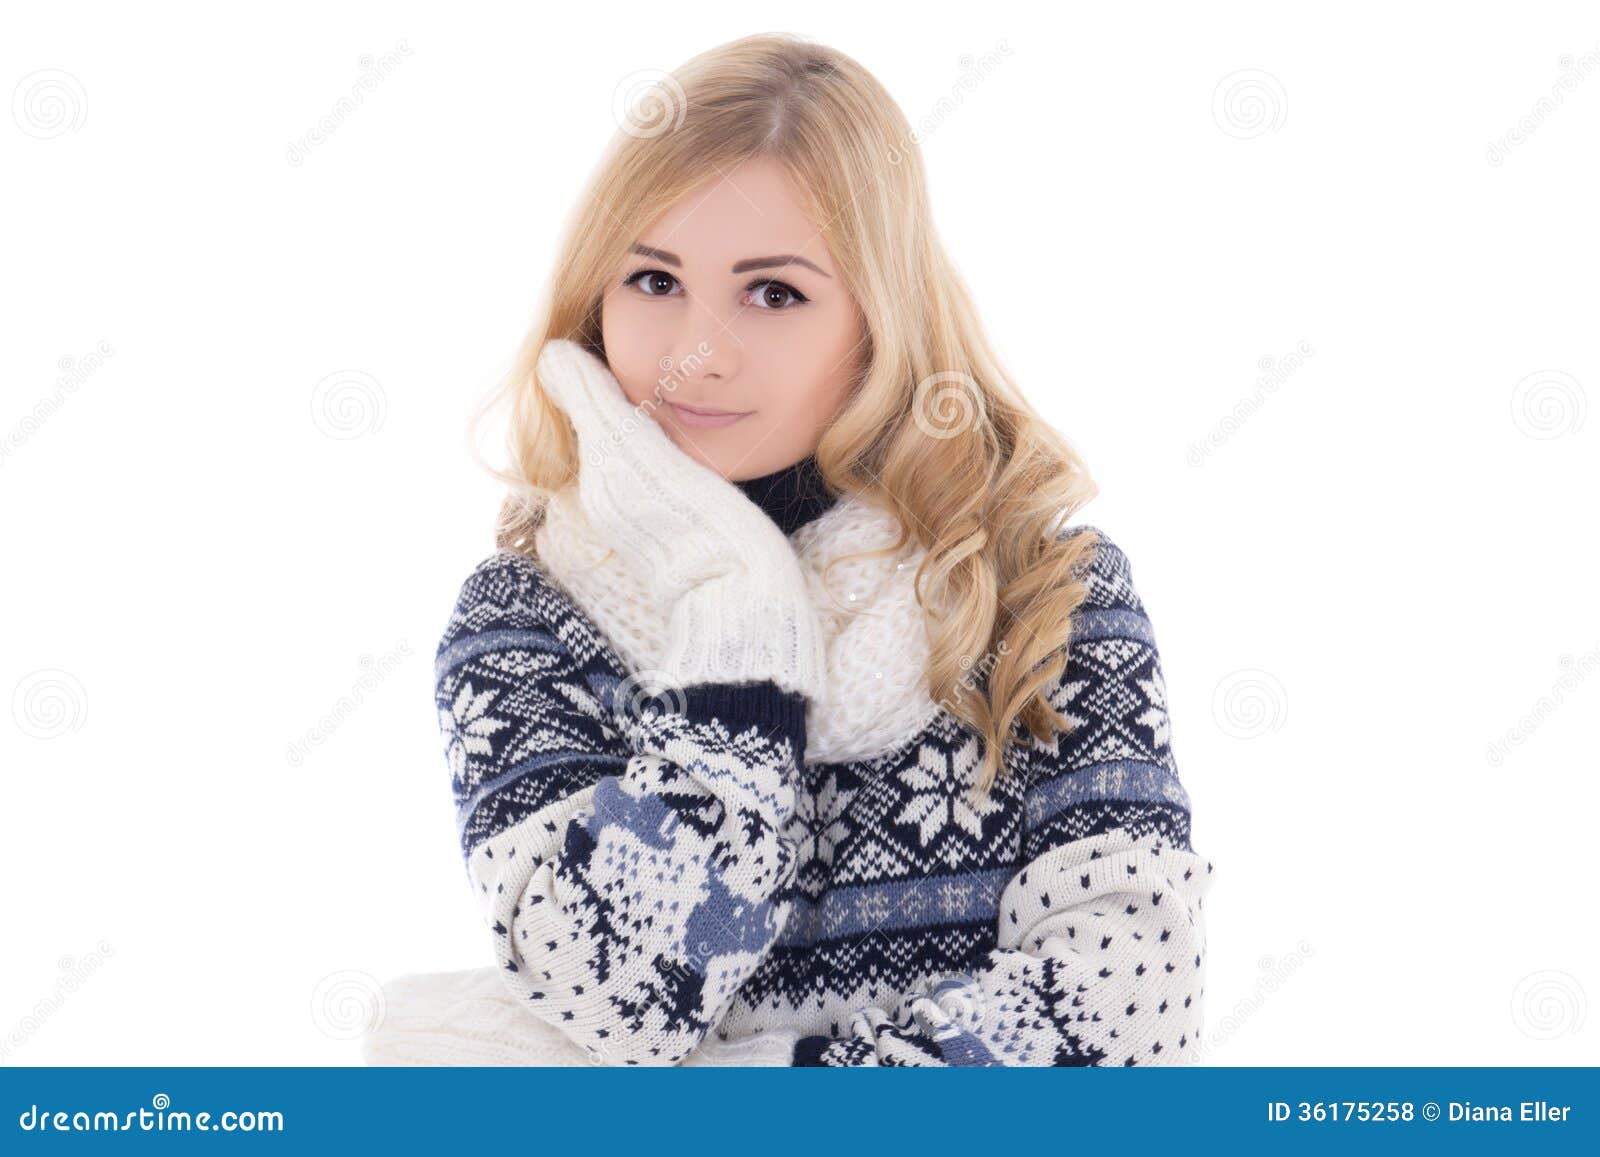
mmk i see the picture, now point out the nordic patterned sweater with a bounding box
[434,454,1215,1067]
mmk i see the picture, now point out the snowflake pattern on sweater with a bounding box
[434,525,1214,1066]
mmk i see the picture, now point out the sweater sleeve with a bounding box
[791,529,1216,1066]
[436,553,805,1066]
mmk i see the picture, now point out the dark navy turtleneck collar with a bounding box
[733,453,839,536]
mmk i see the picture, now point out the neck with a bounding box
[732,453,839,536]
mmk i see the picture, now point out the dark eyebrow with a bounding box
[629,243,832,279]
[629,243,682,267]
[730,254,832,278]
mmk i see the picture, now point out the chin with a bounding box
[659,430,742,477]
[660,418,797,481]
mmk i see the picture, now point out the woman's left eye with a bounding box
[744,279,809,311]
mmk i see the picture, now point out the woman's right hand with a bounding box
[536,338,828,701]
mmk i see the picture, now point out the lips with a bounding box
[666,402,752,429]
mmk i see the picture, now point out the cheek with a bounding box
[744,307,861,418]
[600,295,669,407]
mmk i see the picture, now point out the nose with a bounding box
[667,295,740,393]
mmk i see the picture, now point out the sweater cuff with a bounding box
[791,1034,833,1066]
[676,680,808,758]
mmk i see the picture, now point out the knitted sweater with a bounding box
[434,455,1215,1067]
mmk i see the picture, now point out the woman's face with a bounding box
[599,155,866,481]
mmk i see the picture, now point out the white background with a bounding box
[3,1,1597,1066]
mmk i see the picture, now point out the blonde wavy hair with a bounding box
[470,31,1103,796]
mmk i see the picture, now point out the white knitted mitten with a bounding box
[536,338,827,702]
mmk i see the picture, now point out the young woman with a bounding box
[435,32,1215,1066]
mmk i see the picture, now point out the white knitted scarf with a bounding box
[532,467,945,766]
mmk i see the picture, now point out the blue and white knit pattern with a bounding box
[435,526,1214,1066]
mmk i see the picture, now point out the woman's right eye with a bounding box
[621,269,683,297]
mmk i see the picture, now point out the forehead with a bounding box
[637,157,836,275]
